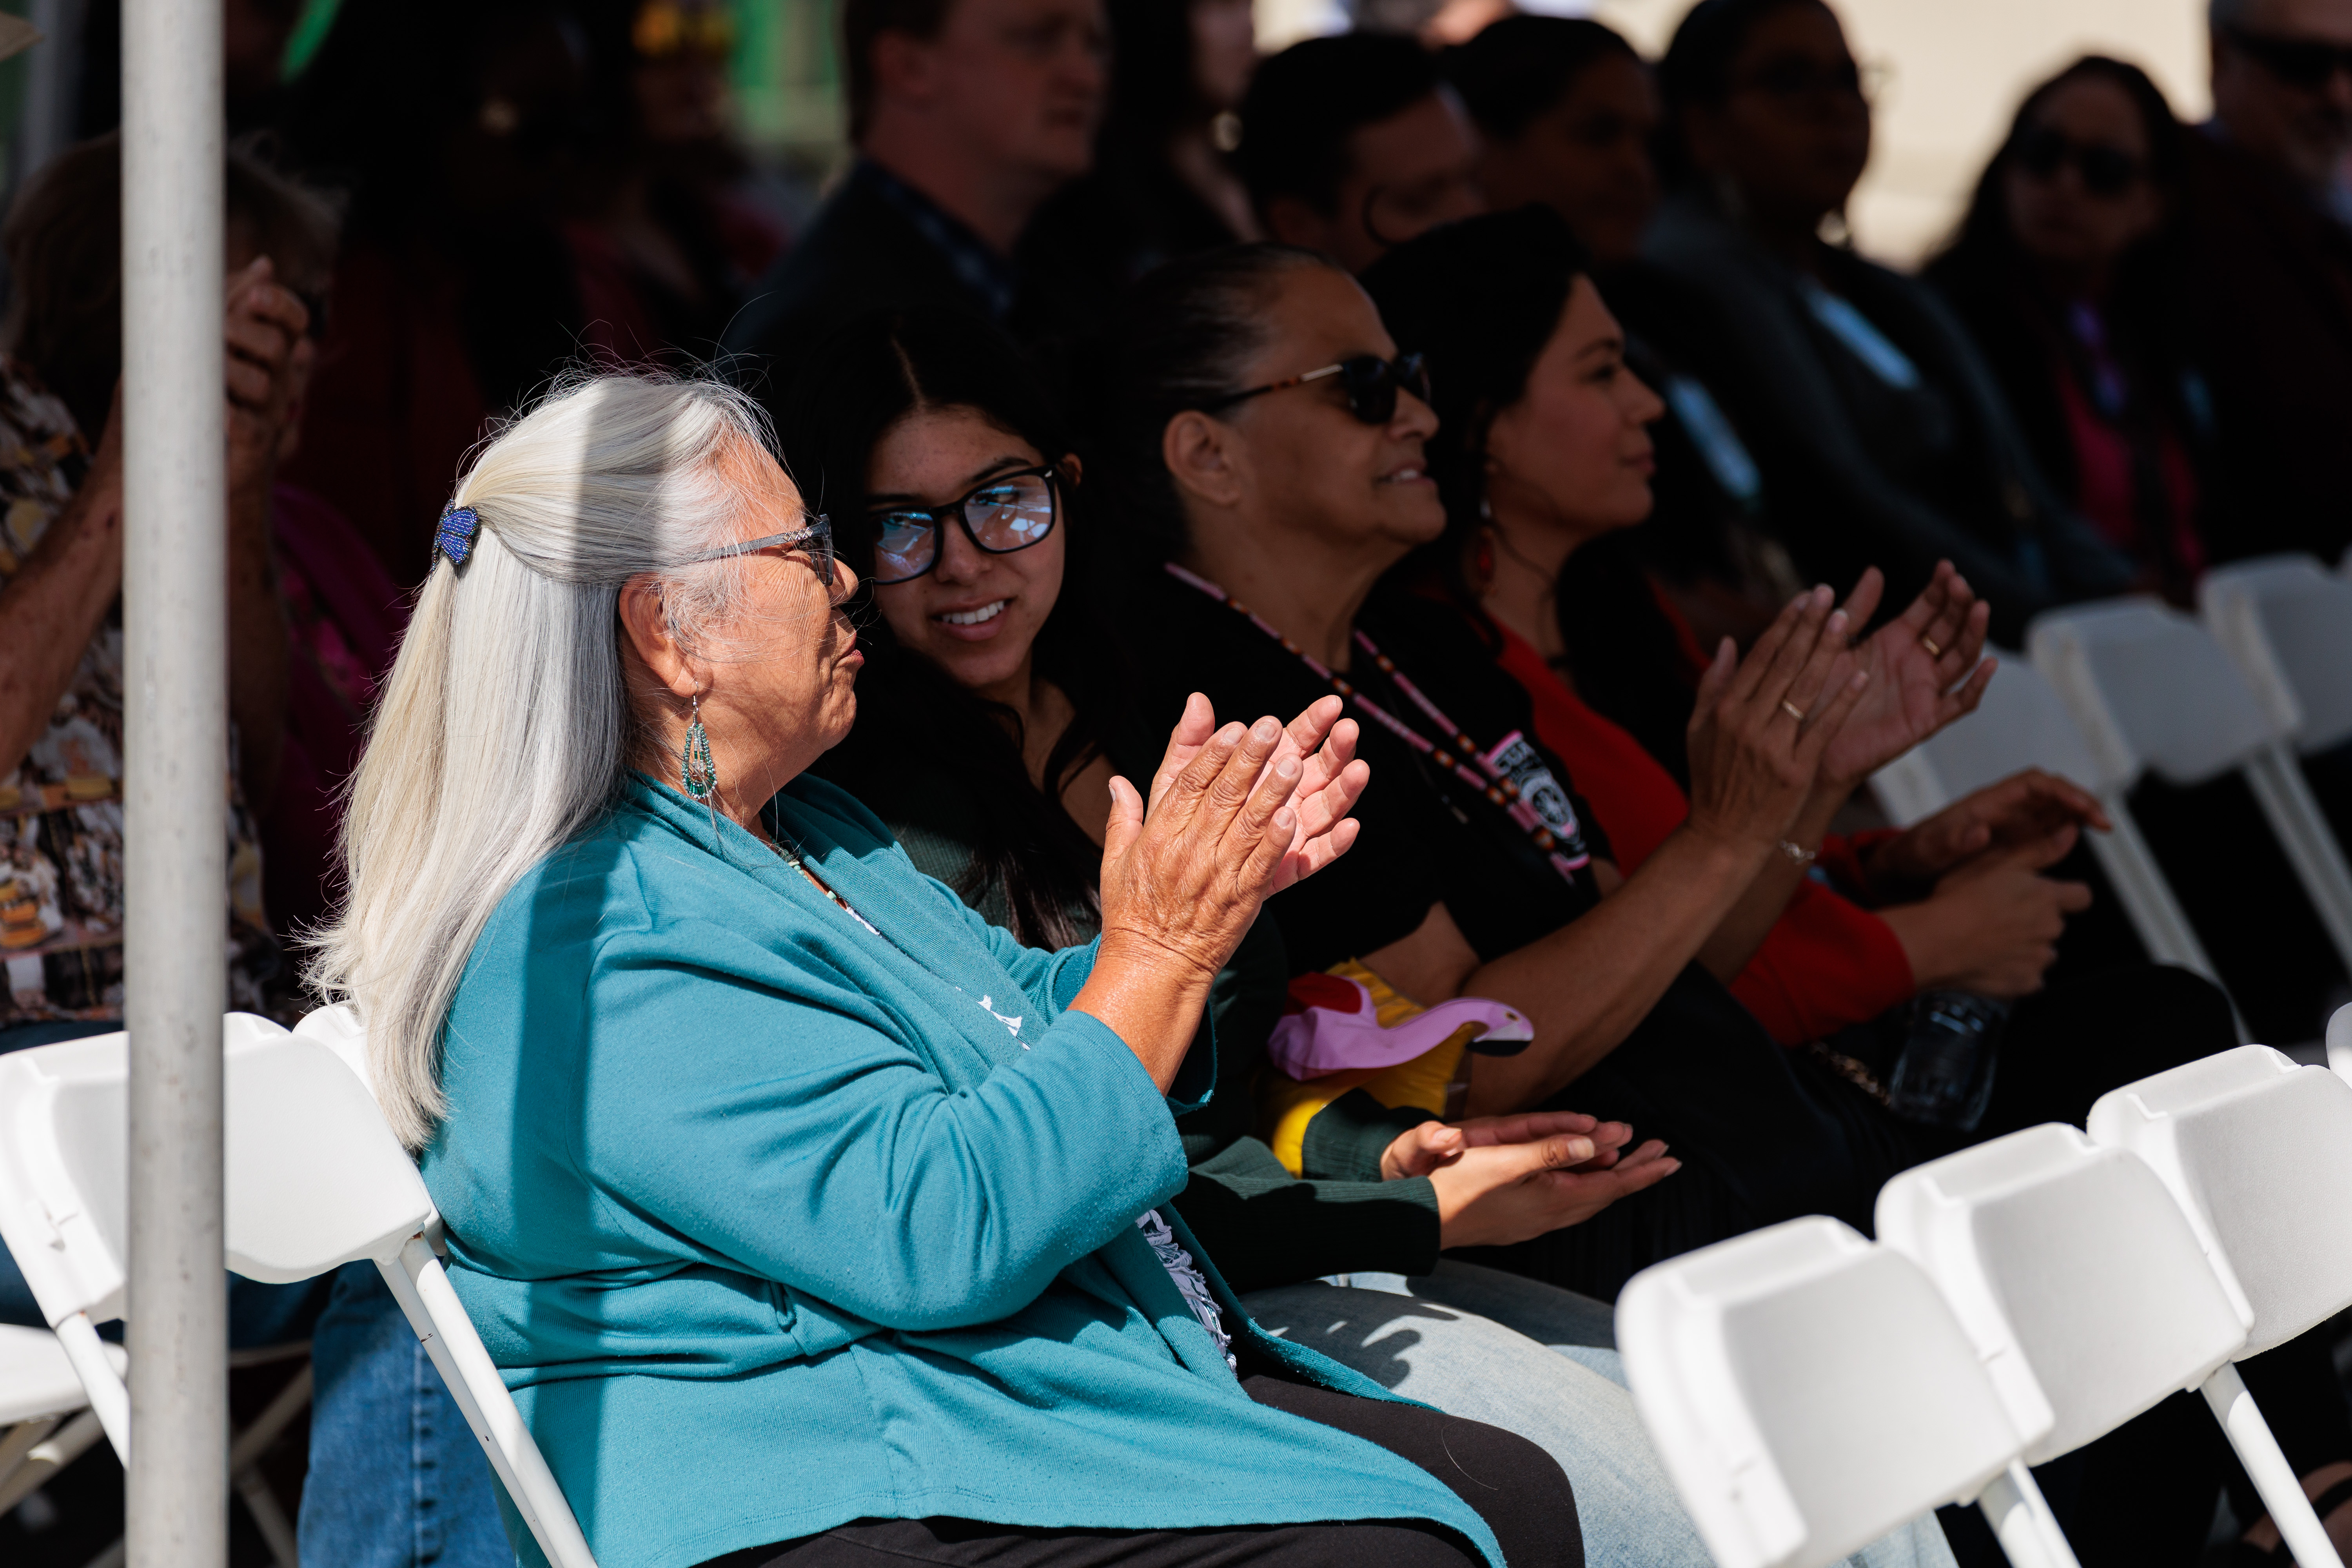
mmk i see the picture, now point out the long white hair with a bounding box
[310,371,775,1150]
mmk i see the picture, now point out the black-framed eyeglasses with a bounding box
[2224,24,2352,91]
[2013,127,2143,198]
[682,512,839,596]
[1201,353,1433,426]
[867,465,1062,586]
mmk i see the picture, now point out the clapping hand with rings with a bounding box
[1681,584,1873,860]
[1815,561,1997,787]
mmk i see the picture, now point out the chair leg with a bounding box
[2245,745,2352,978]
[1977,1459,2083,1568]
[227,1359,312,1568]
[0,1409,106,1515]
[2203,1362,2347,1568]
[0,1415,61,1507]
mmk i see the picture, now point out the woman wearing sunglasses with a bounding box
[1924,56,2217,606]
[788,306,1956,1568]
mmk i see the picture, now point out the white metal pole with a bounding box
[122,0,226,1564]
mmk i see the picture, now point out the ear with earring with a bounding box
[681,691,718,802]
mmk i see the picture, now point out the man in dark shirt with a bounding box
[724,0,1108,400]
[2189,0,2352,561]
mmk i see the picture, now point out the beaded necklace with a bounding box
[1164,563,1592,882]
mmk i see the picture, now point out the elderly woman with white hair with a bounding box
[313,372,1585,1568]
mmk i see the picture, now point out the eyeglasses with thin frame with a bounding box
[2224,24,2352,91]
[1201,353,1433,426]
[2013,126,2143,198]
[867,464,1062,586]
[681,512,842,599]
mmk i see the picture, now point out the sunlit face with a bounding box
[1201,265,1444,559]
[2001,74,2165,285]
[866,406,1070,699]
[699,439,865,788]
[1483,276,1665,545]
[1480,52,1661,269]
[920,0,1110,185]
[1683,1,1871,232]
[1270,92,1485,274]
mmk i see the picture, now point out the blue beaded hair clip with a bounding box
[435,505,481,570]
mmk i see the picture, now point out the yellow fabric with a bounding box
[1261,959,1476,1177]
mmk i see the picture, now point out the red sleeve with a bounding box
[1814,830,1903,900]
[1728,879,1917,1045]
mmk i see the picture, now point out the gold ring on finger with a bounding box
[1920,635,1943,657]
[1780,699,1808,722]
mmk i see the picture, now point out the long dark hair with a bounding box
[784,306,1111,947]
[1360,207,1592,626]
[1362,207,1701,779]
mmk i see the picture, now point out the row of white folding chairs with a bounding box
[0,1009,601,1568]
[1869,553,2352,1039]
[1619,1033,2352,1568]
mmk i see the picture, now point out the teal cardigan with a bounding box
[421,774,1503,1568]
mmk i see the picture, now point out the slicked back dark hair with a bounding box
[843,0,957,143]
[1098,242,1331,555]
[1443,15,1639,143]
[784,304,1111,948]
[1234,32,1443,216]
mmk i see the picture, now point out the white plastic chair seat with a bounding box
[0,1326,121,1426]
[1618,1216,2028,1568]
[1875,1123,2247,1465]
[2089,1045,2352,1357]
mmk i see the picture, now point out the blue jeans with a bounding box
[1244,1261,1958,1568]
[298,1260,512,1568]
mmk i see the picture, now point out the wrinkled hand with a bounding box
[1147,692,1368,897]
[1096,695,1367,984]
[1879,826,2093,996]
[1818,563,1997,786]
[1869,768,2111,891]
[225,256,312,503]
[1389,1112,1679,1249]
[1684,585,1871,854]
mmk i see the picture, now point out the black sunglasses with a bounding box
[2225,24,2352,91]
[2013,127,2143,198]
[867,464,1061,586]
[1202,353,1433,426]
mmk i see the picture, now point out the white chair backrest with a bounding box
[2028,600,2277,787]
[2089,1045,2352,1357]
[1618,1216,2025,1568]
[1875,1123,2247,1465]
[1871,653,2110,828]
[292,1002,374,1100]
[225,1027,435,1283]
[0,1029,134,1325]
[2200,555,2352,753]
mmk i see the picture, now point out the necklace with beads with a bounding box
[1164,562,1592,884]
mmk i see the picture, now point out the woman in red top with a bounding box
[1363,206,2107,1047]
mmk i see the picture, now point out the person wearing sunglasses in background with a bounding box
[1636,0,2131,647]
[2179,0,2352,566]
[1925,57,2220,608]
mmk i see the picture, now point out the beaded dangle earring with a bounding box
[681,693,718,802]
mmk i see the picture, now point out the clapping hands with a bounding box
[1381,1109,1680,1249]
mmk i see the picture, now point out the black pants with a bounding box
[699,1373,1581,1568]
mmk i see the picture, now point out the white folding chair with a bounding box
[1875,1120,2339,1566]
[2032,597,2352,988]
[1869,647,2227,1010]
[0,1325,123,1516]
[0,1011,599,1568]
[1617,1215,2075,1568]
[2088,1045,2352,1565]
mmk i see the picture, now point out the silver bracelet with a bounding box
[1778,839,1818,867]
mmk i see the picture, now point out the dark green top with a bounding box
[833,755,1444,1290]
